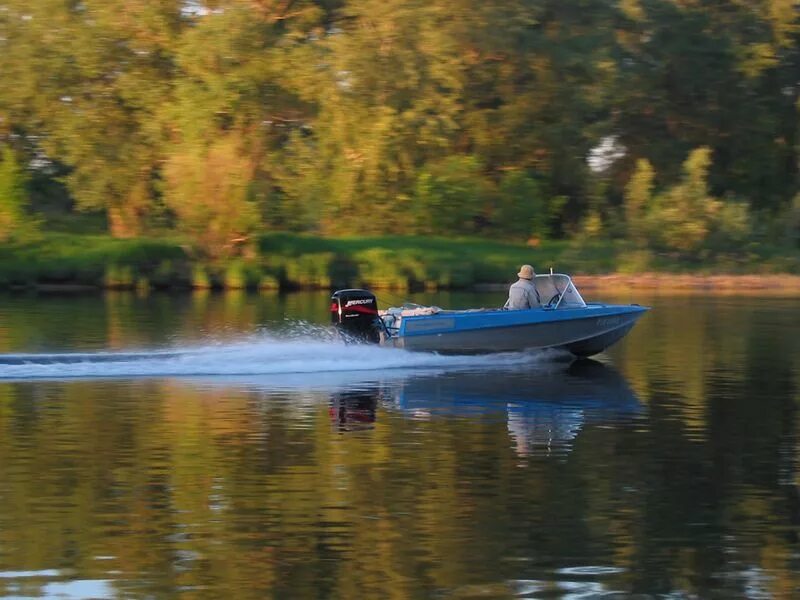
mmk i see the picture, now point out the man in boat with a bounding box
[506,264,541,309]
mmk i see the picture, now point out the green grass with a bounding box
[0,233,189,289]
[0,232,797,291]
[259,233,640,288]
[259,233,799,288]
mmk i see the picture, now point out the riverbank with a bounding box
[1,232,798,293]
[475,274,800,295]
[16,275,800,296]
[575,273,800,292]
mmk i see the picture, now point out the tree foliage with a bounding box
[163,133,261,259]
[0,0,796,254]
[624,159,655,247]
[0,145,35,242]
[639,147,753,258]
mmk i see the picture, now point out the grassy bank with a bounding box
[0,234,188,291]
[1,232,798,292]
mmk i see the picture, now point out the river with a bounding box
[0,290,798,598]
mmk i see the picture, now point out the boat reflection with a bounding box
[315,359,643,456]
[384,359,642,456]
[185,357,641,455]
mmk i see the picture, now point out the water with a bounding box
[0,290,798,598]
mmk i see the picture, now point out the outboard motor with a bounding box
[330,289,381,344]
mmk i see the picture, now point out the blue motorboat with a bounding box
[331,274,649,356]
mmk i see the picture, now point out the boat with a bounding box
[330,273,649,357]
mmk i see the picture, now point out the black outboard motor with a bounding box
[330,289,381,344]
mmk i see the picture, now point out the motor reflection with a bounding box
[329,390,378,432]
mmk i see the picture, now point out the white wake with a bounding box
[0,336,554,381]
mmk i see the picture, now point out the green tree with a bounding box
[277,0,467,233]
[411,156,487,235]
[0,145,34,241]
[0,0,796,247]
[457,0,619,222]
[163,133,261,259]
[0,0,184,236]
[649,147,721,256]
[624,159,655,247]
[493,171,542,241]
[163,1,322,247]
[611,0,799,212]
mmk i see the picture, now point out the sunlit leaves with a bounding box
[624,159,654,247]
[0,145,34,241]
[163,133,261,259]
[0,0,797,241]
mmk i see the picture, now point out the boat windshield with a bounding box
[534,274,586,309]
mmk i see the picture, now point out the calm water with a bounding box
[0,290,798,599]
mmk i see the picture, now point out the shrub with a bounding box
[429,260,475,288]
[223,262,248,290]
[284,253,334,288]
[104,265,135,289]
[707,200,752,252]
[258,274,280,291]
[0,146,38,243]
[152,260,184,289]
[649,148,713,254]
[616,249,653,274]
[355,248,410,289]
[493,171,542,240]
[624,159,654,247]
[191,265,212,289]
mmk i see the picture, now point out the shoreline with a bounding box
[2,273,799,295]
[4,233,798,294]
[477,273,800,294]
[575,273,800,292]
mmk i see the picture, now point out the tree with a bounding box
[411,156,487,235]
[610,0,799,212]
[648,147,720,256]
[493,171,553,241]
[456,0,619,224]
[276,0,467,233]
[624,159,655,247]
[163,1,322,245]
[0,145,34,242]
[0,0,185,236]
[0,0,796,245]
[163,133,261,259]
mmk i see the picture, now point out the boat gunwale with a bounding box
[396,303,650,338]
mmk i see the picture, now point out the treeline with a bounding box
[0,0,798,261]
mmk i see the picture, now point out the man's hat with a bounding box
[517,265,535,279]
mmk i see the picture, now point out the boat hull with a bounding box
[385,304,648,356]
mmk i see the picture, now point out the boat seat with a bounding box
[380,306,442,318]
